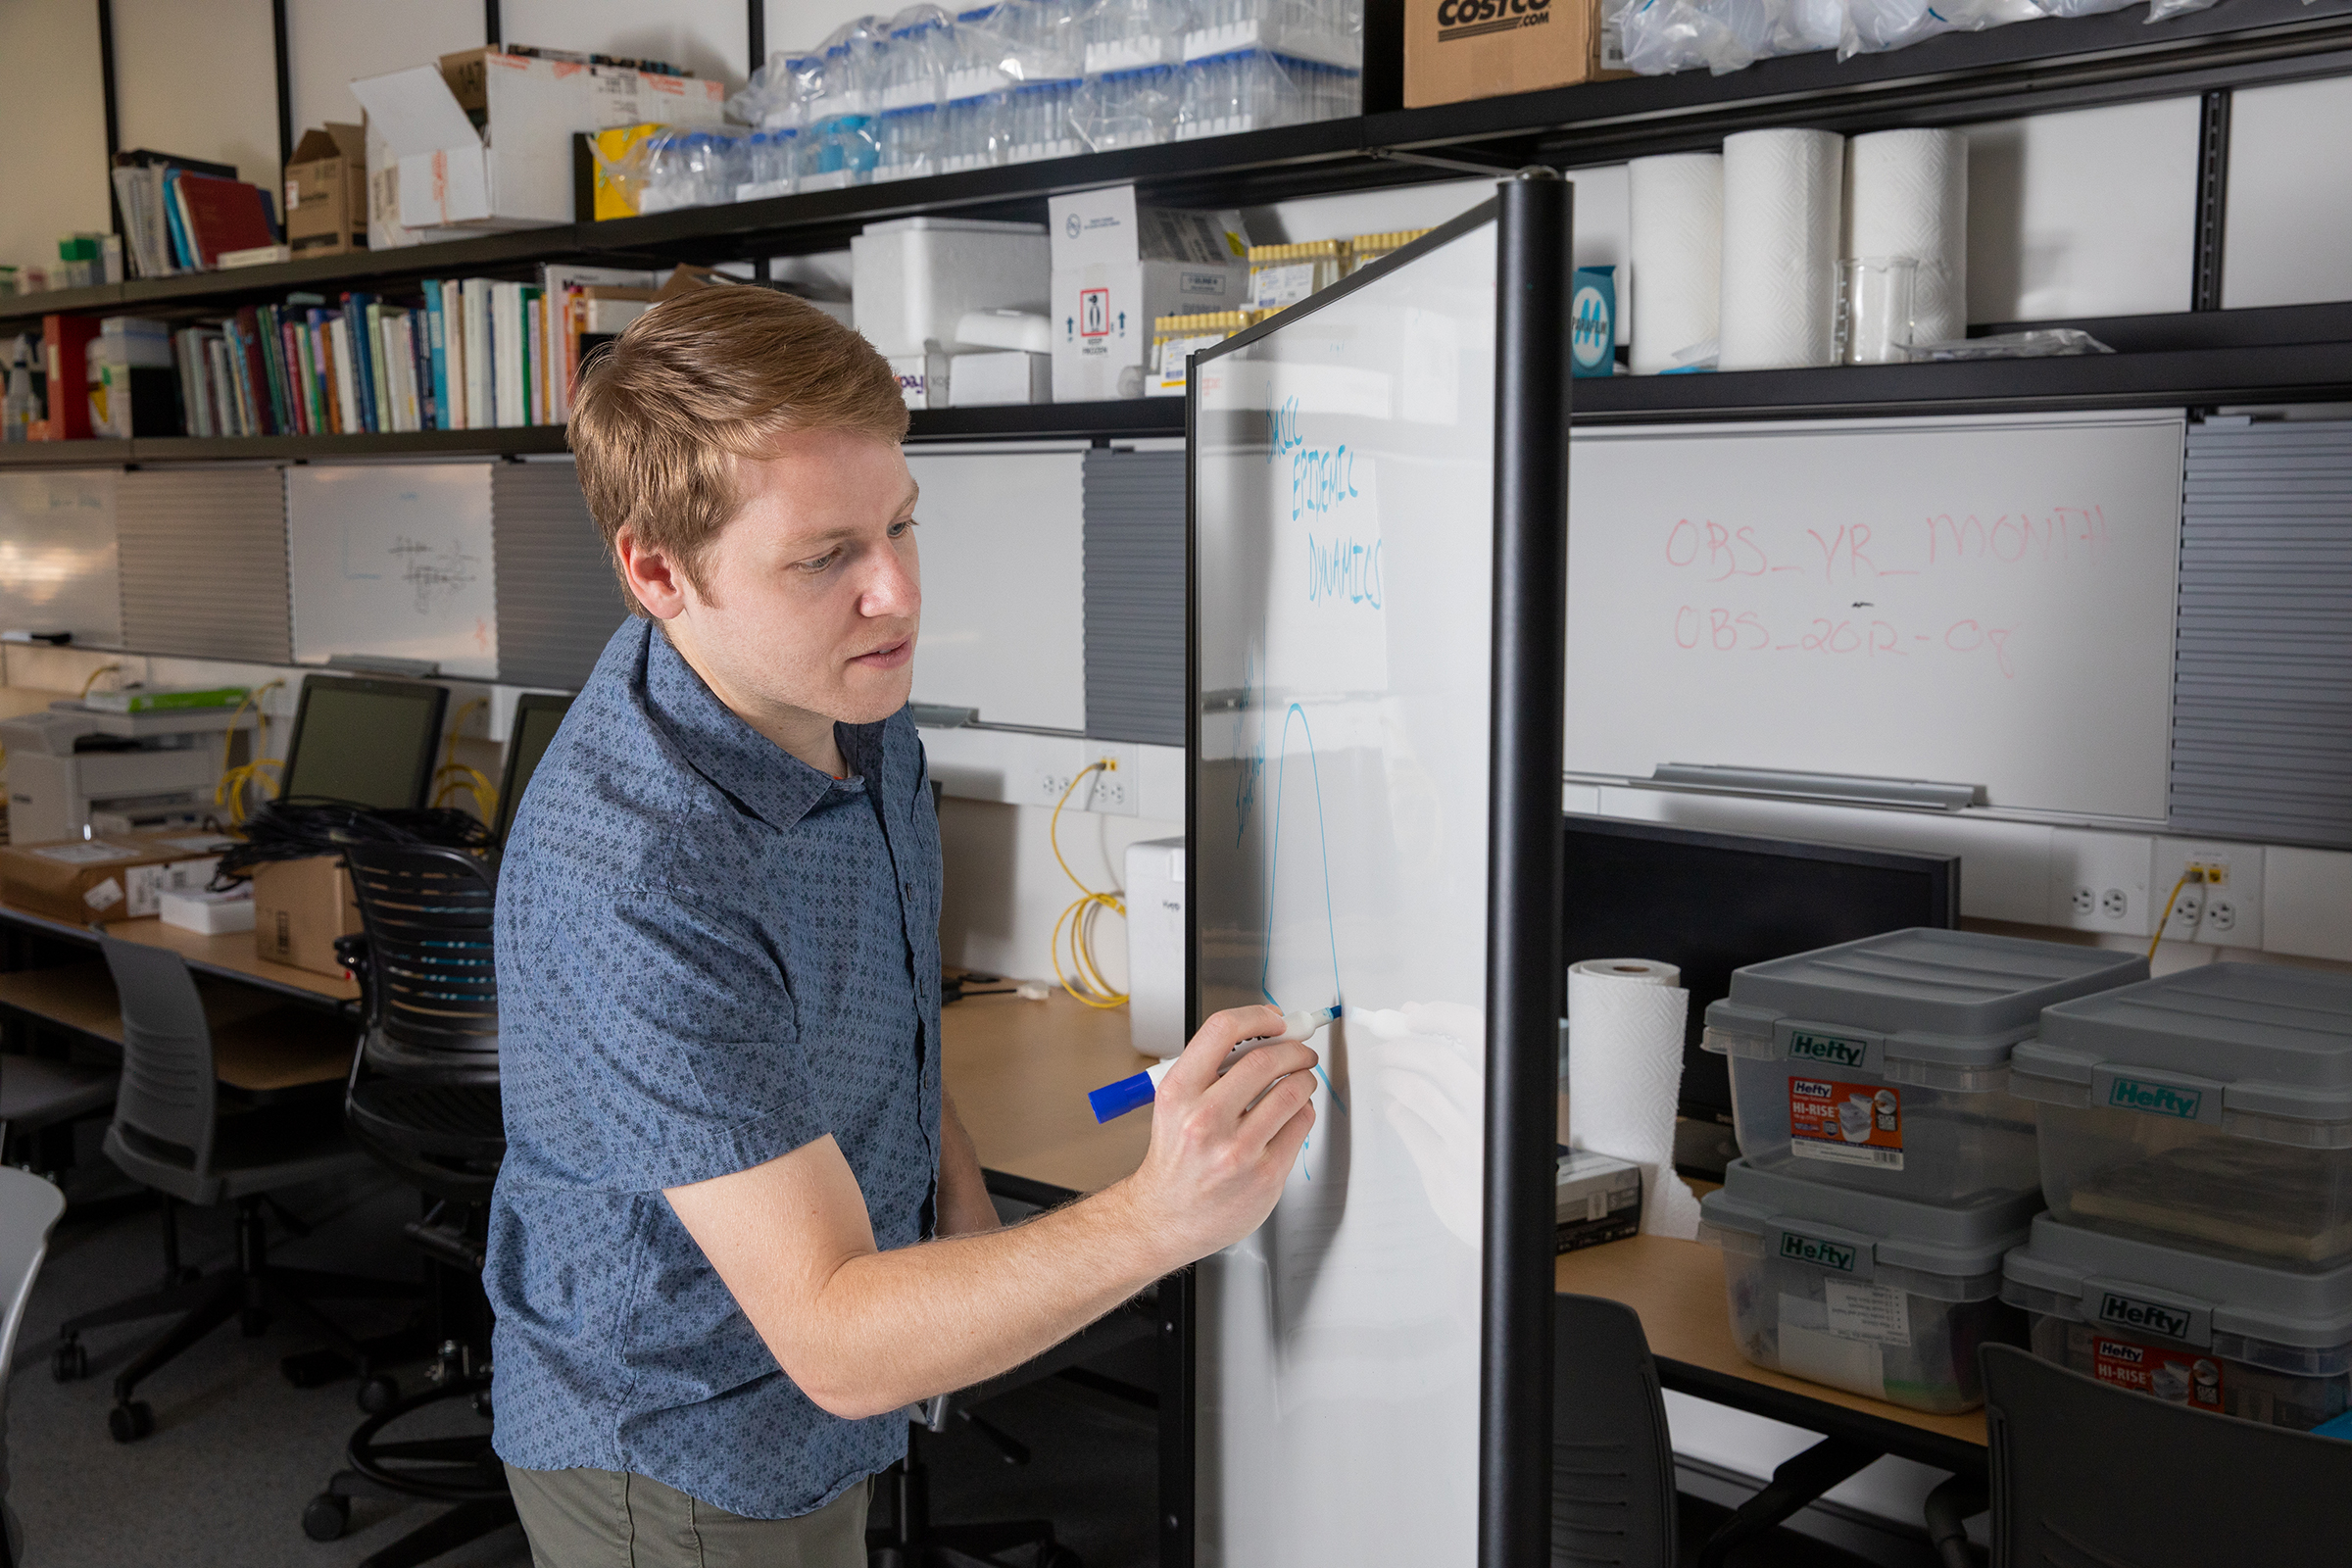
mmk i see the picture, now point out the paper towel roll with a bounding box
[1843,128,1968,346]
[1629,155,1723,376]
[1567,957,1702,1240]
[1719,128,1845,371]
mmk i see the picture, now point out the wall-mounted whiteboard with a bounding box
[288,464,499,679]
[0,469,122,647]
[906,449,1085,731]
[1193,212,1495,1568]
[1565,412,2185,821]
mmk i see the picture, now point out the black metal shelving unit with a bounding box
[3,0,2344,454]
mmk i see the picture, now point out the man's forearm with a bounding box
[767,1178,1169,1419]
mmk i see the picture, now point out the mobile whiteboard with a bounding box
[1564,413,2185,821]
[1192,211,1497,1568]
[288,464,499,679]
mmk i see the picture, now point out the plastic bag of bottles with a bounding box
[1081,0,1194,74]
[1620,0,1840,74]
[1838,0,2037,59]
[1177,48,1298,137]
[1073,63,1183,148]
[994,0,1087,81]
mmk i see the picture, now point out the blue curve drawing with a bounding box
[1257,701,1348,1122]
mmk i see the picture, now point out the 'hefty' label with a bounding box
[1788,1076,1903,1170]
[2109,1077,2204,1120]
[2090,1334,2223,1411]
[2098,1292,2194,1342]
[1786,1029,1871,1069]
[1778,1231,1859,1273]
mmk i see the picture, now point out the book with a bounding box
[423,280,451,431]
[443,282,468,430]
[491,282,522,428]
[369,306,397,431]
[520,285,541,425]
[172,172,280,270]
[328,316,360,434]
[462,278,493,430]
[342,293,377,432]
[83,685,250,714]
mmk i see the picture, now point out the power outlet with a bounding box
[2152,838,2265,951]
[1079,742,1140,816]
[2048,830,2153,936]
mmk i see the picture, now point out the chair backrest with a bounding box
[98,936,220,1172]
[1984,1343,2352,1564]
[341,843,499,1085]
[0,1167,62,1568]
[1553,1293,1678,1568]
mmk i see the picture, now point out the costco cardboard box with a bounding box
[1049,187,1250,402]
[252,857,363,977]
[1404,0,1627,109]
[0,833,229,925]
[284,124,368,257]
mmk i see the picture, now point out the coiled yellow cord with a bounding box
[213,679,285,827]
[430,698,500,820]
[2147,867,2206,963]
[1049,760,1129,1009]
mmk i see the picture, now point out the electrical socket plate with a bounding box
[2152,837,2265,951]
[2047,830,2153,937]
[1018,739,1139,815]
[1079,742,1139,816]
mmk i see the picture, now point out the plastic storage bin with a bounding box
[2002,1212,2352,1431]
[1700,1158,2038,1412]
[2013,964,2352,1271]
[1703,929,2147,1202]
[849,217,1051,358]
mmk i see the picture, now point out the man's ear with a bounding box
[615,525,690,619]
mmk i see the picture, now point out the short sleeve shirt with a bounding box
[485,618,944,1520]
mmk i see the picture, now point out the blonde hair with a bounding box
[568,286,908,605]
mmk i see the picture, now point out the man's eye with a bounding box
[890,517,917,538]
[797,549,841,572]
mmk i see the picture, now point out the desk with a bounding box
[939,988,1153,1203]
[0,961,351,1094]
[0,897,358,1006]
[1556,1234,1987,1474]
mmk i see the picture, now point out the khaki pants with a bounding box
[506,1463,871,1568]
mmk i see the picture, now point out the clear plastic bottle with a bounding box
[808,20,887,189]
[996,0,1085,82]
[1081,0,1190,74]
[1075,63,1180,149]
[1004,75,1080,163]
[940,6,1013,171]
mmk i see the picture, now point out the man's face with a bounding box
[662,427,921,728]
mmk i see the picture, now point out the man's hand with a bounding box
[662,1004,1316,1421]
[1117,1004,1318,1261]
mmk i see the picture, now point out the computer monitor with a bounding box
[493,693,572,845]
[1561,813,1960,1128]
[277,675,448,810]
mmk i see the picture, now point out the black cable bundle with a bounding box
[212,797,494,887]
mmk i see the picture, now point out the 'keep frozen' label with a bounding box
[2092,1334,2224,1411]
[1788,1076,1903,1169]
[1823,1279,1913,1348]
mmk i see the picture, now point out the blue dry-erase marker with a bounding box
[1088,1005,1341,1123]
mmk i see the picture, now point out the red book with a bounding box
[174,172,277,270]
[35,316,99,440]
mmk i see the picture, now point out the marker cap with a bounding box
[1088,1070,1155,1123]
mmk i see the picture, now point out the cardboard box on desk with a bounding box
[1403,0,1630,109]
[284,124,368,258]
[0,833,229,926]
[352,50,721,233]
[252,858,363,976]
[1048,187,1250,403]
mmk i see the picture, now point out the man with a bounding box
[487,285,1317,1565]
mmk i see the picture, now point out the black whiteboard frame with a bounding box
[1181,175,1572,1568]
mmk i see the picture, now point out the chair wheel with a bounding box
[302,1492,350,1542]
[51,1339,86,1381]
[108,1401,154,1443]
[1037,1544,1083,1568]
[357,1373,400,1413]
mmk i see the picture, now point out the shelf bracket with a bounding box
[2192,88,2231,313]
[1367,147,1533,178]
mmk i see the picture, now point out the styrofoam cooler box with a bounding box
[1700,1158,2038,1413]
[2003,1211,2352,1431]
[2013,964,2352,1271]
[1703,929,2147,1203]
[1124,838,1185,1059]
[851,218,1050,359]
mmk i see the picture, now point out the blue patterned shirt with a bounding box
[485,618,943,1519]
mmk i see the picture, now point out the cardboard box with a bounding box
[1049,187,1250,403]
[1555,1149,1643,1253]
[0,832,230,925]
[352,51,722,233]
[284,124,368,258]
[251,856,363,976]
[1404,0,1629,110]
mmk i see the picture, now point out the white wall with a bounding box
[0,2,111,278]
[940,796,1182,988]
[763,0,889,58]
[286,0,481,136]
[112,0,279,192]
[504,0,753,88]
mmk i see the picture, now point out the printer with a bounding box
[2,702,256,843]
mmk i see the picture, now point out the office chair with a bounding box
[0,1039,115,1176]
[0,1168,66,1568]
[302,842,514,1567]
[865,1295,1154,1568]
[51,936,413,1442]
[1552,1293,1678,1568]
[1983,1343,2352,1566]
